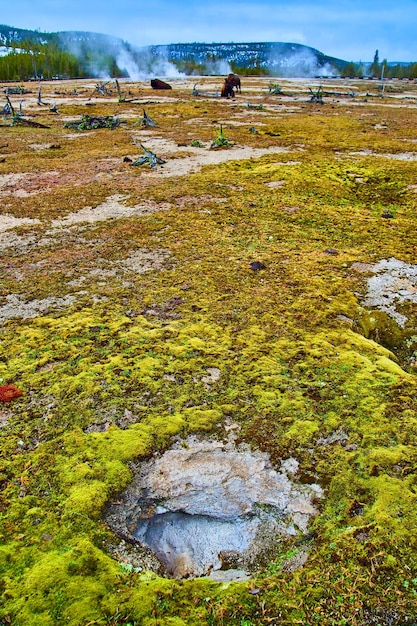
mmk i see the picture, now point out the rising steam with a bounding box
[116,45,184,79]
[58,32,339,79]
[58,32,184,79]
[267,48,337,77]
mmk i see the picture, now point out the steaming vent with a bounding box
[105,437,322,580]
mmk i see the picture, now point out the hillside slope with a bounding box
[0,23,348,77]
[151,41,349,75]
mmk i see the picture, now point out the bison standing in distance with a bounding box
[221,73,241,98]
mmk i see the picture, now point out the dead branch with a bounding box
[137,110,156,128]
[37,86,49,106]
[11,114,50,128]
[5,94,15,116]
[309,86,324,104]
[246,102,264,110]
[115,79,144,104]
[192,84,220,98]
[93,82,112,96]
[130,144,166,169]
[268,83,284,95]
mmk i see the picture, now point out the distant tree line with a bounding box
[173,50,417,78]
[0,40,82,80]
[0,40,126,80]
[341,50,417,80]
[170,54,272,76]
[0,42,416,81]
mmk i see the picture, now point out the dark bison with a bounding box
[151,79,172,90]
[226,73,241,93]
[221,80,235,98]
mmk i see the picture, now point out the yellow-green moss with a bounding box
[1,76,417,625]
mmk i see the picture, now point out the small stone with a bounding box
[250,261,266,271]
[219,549,243,570]
[201,367,221,385]
[348,500,365,518]
[324,248,339,255]
[209,569,250,582]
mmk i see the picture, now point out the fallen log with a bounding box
[5,86,28,95]
[63,115,120,131]
[11,115,50,128]
[192,84,220,98]
[5,95,49,127]
[246,102,264,110]
[321,90,357,98]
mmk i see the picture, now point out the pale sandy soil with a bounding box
[1,75,417,327]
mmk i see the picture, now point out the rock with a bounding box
[209,568,251,582]
[316,430,349,446]
[281,546,310,573]
[250,261,266,271]
[359,258,417,328]
[104,437,322,578]
[201,367,221,386]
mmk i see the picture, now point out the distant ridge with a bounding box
[150,41,349,75]
[0,24,129,54]
[1,23,350,78]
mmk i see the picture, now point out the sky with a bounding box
[2,0,417,62]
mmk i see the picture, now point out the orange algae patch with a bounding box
[0,384,23,402]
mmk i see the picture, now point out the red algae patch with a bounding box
[0,384,23,402]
